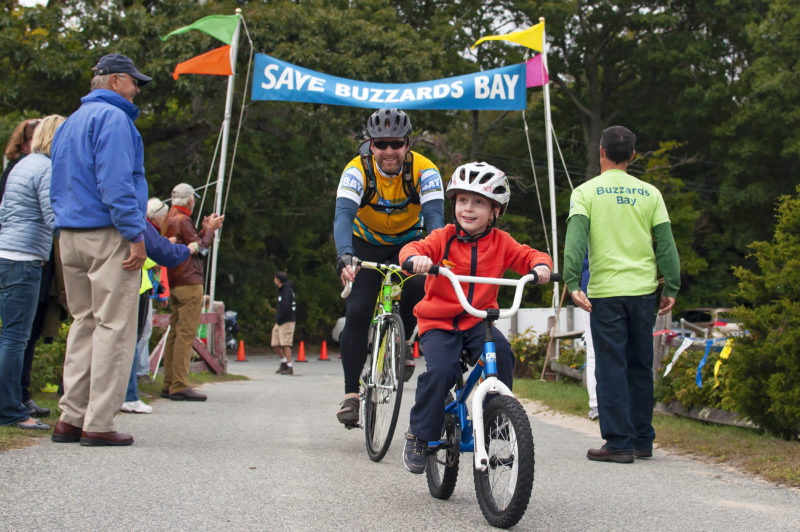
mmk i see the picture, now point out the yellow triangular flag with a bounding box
[472,22,544,52]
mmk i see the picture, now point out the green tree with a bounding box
[729,185,800,439]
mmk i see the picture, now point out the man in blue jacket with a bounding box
[49,54,151,447]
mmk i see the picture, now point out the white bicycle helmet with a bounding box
[446,162,511,216]
[366,108,412,138]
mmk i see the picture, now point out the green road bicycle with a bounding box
[341,259,417,462]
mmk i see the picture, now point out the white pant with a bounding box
[581,310,598,409]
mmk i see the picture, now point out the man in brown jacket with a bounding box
[161,183,224,401]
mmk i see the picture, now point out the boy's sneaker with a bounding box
[403,431,427,474]
[588,407,599,421]
[279,365,294,375]
[336,396,359,427]
[276,362,287,374]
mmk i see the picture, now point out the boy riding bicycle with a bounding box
[399,162,553,473]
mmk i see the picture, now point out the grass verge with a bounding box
[515,378,800,488]
[0,370,247,453]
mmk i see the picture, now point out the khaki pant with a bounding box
[58,228,140,432]
[271,322,295,347]
[162,283,203,394]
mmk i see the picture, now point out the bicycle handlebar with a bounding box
[340,259,406,299]
[401,259,561,320]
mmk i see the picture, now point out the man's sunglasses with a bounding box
[116,73,141,87]
[372,139,407,150]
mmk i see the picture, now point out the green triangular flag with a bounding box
[161,14,239,44]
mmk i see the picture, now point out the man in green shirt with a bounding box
[563,125,680,464]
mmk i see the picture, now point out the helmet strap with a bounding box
[454,220,493,243]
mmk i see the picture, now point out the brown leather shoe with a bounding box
[587,445,634,463]
[52,420,82,443]
[169,387,207,401]
[634,448,653,458]
[80,430,134,446]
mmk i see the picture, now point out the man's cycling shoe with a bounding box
[403,431,427,474]
[336,396,359,428]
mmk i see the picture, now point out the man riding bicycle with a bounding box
[334,108,445,426]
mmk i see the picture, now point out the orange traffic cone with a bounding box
[413,341,420,358]
[319,340,329,361]
[236,340,247,362]
[296,341,307,362]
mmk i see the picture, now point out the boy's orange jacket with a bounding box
[399,225,553,336]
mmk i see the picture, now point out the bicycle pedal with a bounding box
[344,422,361,430]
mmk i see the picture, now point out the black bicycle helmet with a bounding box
[366,108,412,138]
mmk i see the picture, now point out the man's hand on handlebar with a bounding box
[406,255,434,275]
[337,253,359,285]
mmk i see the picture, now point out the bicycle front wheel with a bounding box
[364,313,405,462]
[473,395,535,529]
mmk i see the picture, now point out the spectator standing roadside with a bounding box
[563,125,680,463]
[272,271,296,375]
[49,54,151,447]
[122,199,198,414]
[161,183,224,402]
[3,118,66,419]
[0,115,64,430]
[135,198,170,380]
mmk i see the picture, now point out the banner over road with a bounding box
[251,53,527,110]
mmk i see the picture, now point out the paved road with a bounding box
[1,352,799,531]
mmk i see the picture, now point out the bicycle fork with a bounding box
[471,323,515,472]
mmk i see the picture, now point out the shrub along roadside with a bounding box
[729,185,800,439]
[514,378,800,488]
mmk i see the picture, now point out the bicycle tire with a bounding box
[426,393,460,499]
[364,313,405,462]
[473,395,535,529]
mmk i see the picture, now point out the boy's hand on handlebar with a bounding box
[533,265,551,284]
[407,255,434,274]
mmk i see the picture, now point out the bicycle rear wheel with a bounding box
[473,395,535,529]
[364,313,405,462]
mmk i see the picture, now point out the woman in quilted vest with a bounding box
[0,114,64,429]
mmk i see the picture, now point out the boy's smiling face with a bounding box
[454,192,499,236]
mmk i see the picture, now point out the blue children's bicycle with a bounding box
[403,260,560,529]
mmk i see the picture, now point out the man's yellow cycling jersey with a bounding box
[336,150,444,246]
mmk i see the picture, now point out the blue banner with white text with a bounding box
[251,53,526,110]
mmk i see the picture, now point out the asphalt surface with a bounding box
[1,351,799,531]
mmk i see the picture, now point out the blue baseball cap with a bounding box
[92,54,152,85]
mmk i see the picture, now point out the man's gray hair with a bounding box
[172,195,194,208]
[90,73,115,91]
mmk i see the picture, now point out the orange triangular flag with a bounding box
[172,45,232,80]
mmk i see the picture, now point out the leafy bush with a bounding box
[510,328,550,379]
[555,339,585,370]
[30,321,70,394]
[728,185,800,439]
[654,343,734,411]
